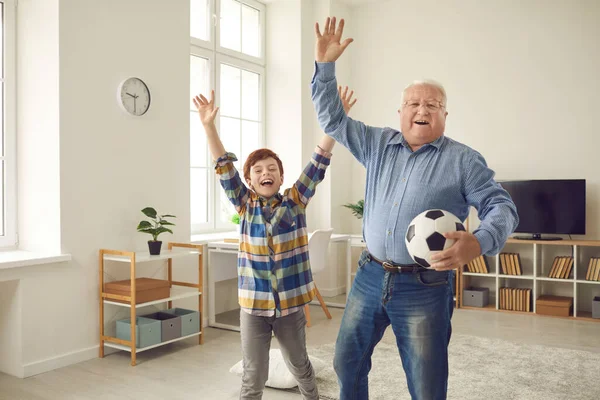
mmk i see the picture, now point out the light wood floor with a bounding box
[1,307,599,400]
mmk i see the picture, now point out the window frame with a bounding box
[190,0,266,234]
[0,0,17,248]
[213,52,265,231]
[215,0,266,66]
[190,46,216,234]
[190,0,214,49]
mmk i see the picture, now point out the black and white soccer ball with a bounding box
[405,209,465,268]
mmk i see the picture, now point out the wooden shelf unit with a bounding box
[99,242,204,366]
[457,238,600,322]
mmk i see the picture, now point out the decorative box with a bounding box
[116,316,161,348]
[143,312,182,342]
[165,308,201,337]
[592,296,600,319]
[104,278,170,304]
[536,295,573,317]
[463,287,489,308]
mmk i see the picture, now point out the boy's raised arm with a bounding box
[193,90,226,160]
[292,86,358,207]
[193,90,249,213]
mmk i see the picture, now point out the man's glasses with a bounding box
[402,101,445,112]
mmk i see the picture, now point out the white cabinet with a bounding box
[459,238,600,322]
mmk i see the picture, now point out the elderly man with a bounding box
[311,17,518,400]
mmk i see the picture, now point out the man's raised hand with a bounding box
[315,17,353,63]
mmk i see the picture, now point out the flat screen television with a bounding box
[499,179,586,240]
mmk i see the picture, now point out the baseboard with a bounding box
[22,318,214,378]
[0,363,24,379]
[22,345,98,378]
[317,285,346,298]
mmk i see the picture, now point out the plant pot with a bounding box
[148,240,162,255]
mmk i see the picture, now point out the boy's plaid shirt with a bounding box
[215,146,332,317]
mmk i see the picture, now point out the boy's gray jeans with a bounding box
[239,308,318,400]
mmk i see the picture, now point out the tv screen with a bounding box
[499,179,586,239]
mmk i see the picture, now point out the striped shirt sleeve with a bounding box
[289,146,332,207]
[214,152,249,214]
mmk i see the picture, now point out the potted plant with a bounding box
[136,207,176,255]
[343,199,364,219]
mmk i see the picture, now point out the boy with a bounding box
[193,87,356,400]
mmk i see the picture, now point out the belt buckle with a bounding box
[382,261,400,272]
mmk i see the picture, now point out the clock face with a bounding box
[118,77,151,116]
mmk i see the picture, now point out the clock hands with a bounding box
[125,92,140,114]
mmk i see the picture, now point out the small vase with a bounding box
[148,240,162,255]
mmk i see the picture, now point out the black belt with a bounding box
[366,251,426,273]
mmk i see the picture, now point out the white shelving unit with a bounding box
[102,286,201,308]
[99,242,204,366]
[458,238,600,322]
[104,332,203,353]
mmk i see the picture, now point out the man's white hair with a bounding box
[400,79,447,108]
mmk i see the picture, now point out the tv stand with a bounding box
[514,234,562,241]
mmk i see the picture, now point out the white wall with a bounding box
[345,0,600,239]
[0,280,21,377]
[11,0,194,376]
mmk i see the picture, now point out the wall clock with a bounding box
[117,77,151,116]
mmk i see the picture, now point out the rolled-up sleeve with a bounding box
[464,152,519,255]
[289,146,332,207]
[214,152,249,214]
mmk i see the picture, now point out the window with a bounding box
[0,0,16,247]
[190,0,265,233]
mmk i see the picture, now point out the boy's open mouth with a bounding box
[260,179,274,187]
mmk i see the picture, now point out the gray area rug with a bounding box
[286,333,600,400]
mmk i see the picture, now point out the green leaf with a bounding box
[150,226,174,237]
[342,199,364,219]
[142,207,157,219]
[137,221,153,230]
[231,213,240,225]
[161,214,176,218]
[159,220,176,226]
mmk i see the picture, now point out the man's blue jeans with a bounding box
[334,251,454,400]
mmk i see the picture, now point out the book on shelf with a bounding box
[500,287,531,312]
[466,255,489,273]
[515,253,523,275]
[548,257,559,278]
[548,256,573,279]
[563,257,574,279]
[556,257,566,278]
[499,252,522,275]
[585,258,594,280]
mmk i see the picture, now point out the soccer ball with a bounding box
[405,209,465,268]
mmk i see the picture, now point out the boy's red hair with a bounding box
[243,149,284,182]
